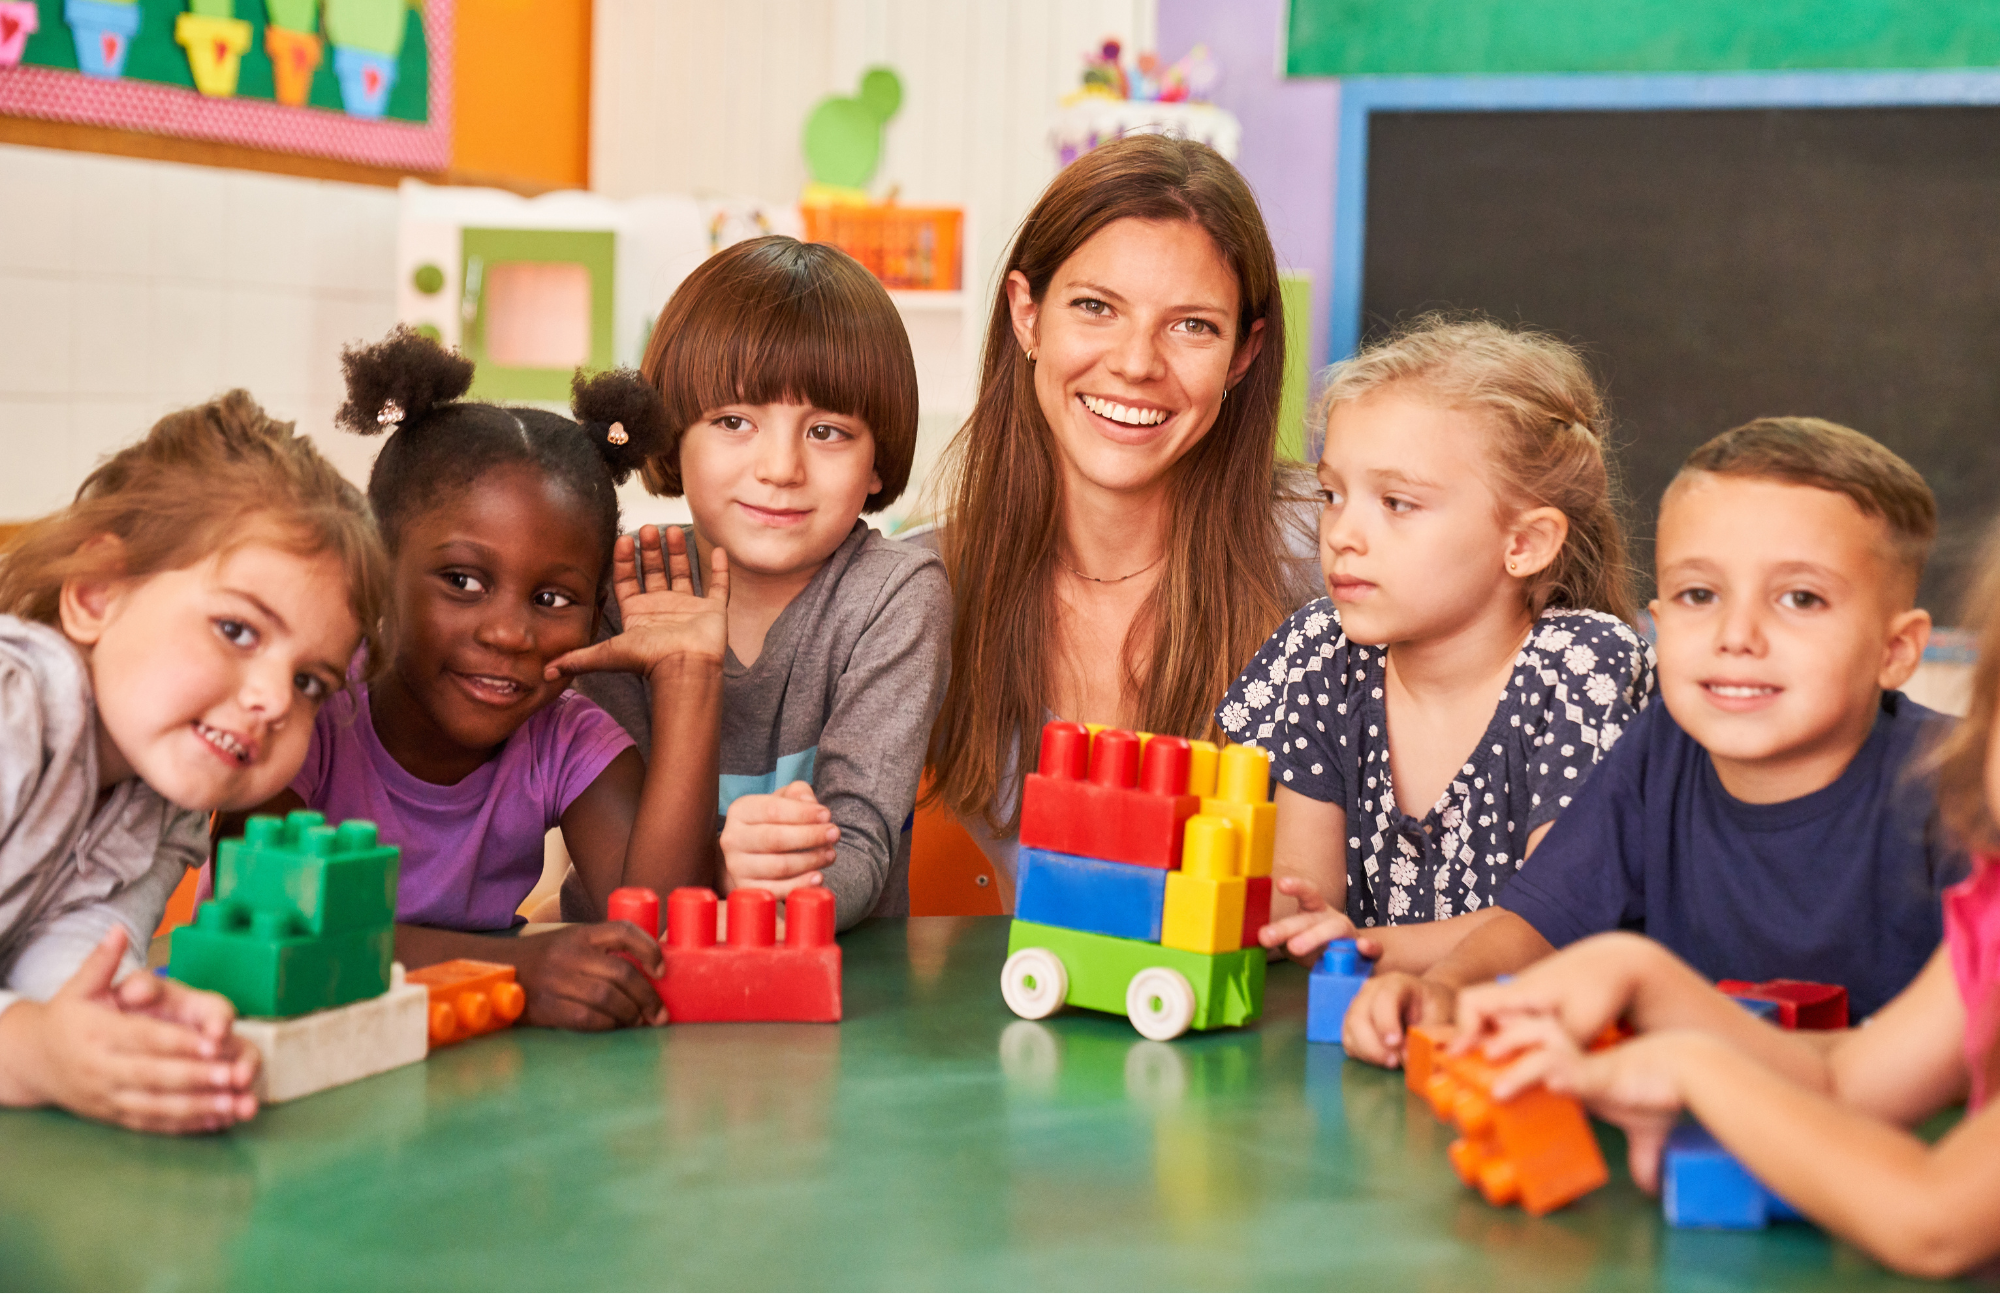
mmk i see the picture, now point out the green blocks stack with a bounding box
[171,811,400,1019]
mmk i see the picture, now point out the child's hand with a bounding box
[1259,876,1381,964]
[1452,931,1658,1053]
[545,526,730,682]
[1343,971,1454,1068]
[513,923,668,1031]
[0,927,259,1134]
[718,781,838,897]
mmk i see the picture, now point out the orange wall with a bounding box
[452,0,593,191]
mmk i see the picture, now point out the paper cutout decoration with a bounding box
[802,67,902,194]
[0,1,39,67]
[65,0,142,79]
[324,0,407,118]
[176,9,253,98]
[263,0,323,106]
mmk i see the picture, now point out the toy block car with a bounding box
[1019,723,1199,868]
[1002,919,1264,1041]
[1716,978,1848,1029]
[1305,939,1370,1046]
[609,885,841,1023]
[1415,1036,1609,1215]
[1662,1123,1802,1228]
[407,959,527,1046]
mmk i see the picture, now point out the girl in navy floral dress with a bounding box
[1218,316,1655,972]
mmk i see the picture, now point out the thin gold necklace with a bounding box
[1057,551,1166,584]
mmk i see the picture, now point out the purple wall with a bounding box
[1158,0,1339,362]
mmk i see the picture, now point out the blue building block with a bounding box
[1306,939,1370,1046]
[1015,848,1168,943]
[1662,1123,1802,1228]
[1729,995,1782,1023]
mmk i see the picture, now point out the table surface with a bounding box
[0,918,1967,1291]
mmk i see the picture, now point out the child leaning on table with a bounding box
[1453,509,2000,1280]
[1346,418,1961,1065]
[0,393,387,1132]
[570,236,951,928]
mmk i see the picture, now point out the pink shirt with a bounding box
[291,684,633,932]
[1944,855,2000,1110]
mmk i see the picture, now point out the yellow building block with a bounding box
[1202,744,1275,878]
[1163,816,1246,953]
[1186,740,1219,797]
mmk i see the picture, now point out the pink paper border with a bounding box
[0,0,452,170]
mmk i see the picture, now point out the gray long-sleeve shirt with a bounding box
[0,617,209,1022]
[573,523,951,928]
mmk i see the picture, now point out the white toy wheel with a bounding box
[1126,966,1197,1041]
[1001,947,1069,1020]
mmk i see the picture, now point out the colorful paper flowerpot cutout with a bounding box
[65,0,142,79]
[264,23,323,105]
[0,1,40,68]
[332,43,395,117]
[176,11,253,97]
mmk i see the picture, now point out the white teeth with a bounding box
[1081,394,1168,427]
[1709,684,1777,698]
[197,723,248,763]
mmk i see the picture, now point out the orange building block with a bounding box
[407,958,526,1047]
[1420,1047,1608,1215]
[1404,1022,1453,1093]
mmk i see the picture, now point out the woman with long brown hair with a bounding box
[925,133,1317,901]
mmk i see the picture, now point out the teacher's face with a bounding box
[1008,217,1261,496]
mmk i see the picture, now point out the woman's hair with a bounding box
[927,133,1307,833]
[1320,313,1637,622]
[336,326,669,570]
[1932,517,2000,853]
[0,391,390,669]
[638,235,919,515]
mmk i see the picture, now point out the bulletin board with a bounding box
[0,0,449,170]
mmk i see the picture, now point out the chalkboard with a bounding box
[1361,105,2000,615]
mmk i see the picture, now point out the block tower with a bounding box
[170,811,428,1101]
[1000,721,1271,1041]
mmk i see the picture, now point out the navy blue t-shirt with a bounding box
[1498,689,1962,1018]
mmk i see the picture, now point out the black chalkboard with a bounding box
[1361,106,2000,615]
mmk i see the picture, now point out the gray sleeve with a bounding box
[813,560,952,928]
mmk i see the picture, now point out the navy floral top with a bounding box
[1216,602,1656,926]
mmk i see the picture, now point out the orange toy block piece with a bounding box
[407,959,526,1047]
[1161,815,1246,954]
[1423,1048,1609,1215]
[1404,1023,1453,1093]
[1199,744,1275,877]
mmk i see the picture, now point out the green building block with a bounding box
[1007,920,1264,1032]
[171,911,392,1018]
[218,811,398,937]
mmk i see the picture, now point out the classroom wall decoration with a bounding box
[0,0,450,170]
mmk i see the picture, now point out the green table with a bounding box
[0,919,1965,1290]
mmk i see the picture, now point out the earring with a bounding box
[1221,385,1229,401]
[1026,348,1037,364]
[1507,561,1519,574]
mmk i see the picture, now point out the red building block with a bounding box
[1422,1046,1609,1216]
[1239,875,1272,948]
[407,959,526,1047]
[615,886,842,1023]
[1018,723,1199,870]
[1715,978,1848,1030]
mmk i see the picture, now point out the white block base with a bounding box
[233,965,430,1103]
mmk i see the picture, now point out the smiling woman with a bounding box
[924,134,1318,898]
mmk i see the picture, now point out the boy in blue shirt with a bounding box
[1344,417,1959,1066]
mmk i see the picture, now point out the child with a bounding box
[571,236,950,928]
[247,328,725,1032]
[1348,417,1954,1065]
[1450,515,2000,1278]
[1216,316,1654,971]
[0,391,386,1132]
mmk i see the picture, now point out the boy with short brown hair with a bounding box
[1345,417,1961,1065]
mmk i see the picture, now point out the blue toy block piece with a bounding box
[1306,938,1370,1045]
[1015,848,1168,942]
[1729,994,1782,1023]
[1662,1123,1801,1228]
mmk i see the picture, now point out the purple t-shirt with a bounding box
[291,684,633,931]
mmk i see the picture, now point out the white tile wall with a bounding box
[0,143,400,519]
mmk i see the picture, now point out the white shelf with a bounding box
[889,290,969,311]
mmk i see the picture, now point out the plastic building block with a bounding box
[1662,1123,1803,1228]
[1002,919,1264,1040]
[0,2,41,67]
[1306,939,1371,1045]
[608,885,661,937]
[231,966,428,1104]
[1404,1022,1452,1091]
[1421,1046,1610,1215]
[407,959,527,1047]
[1239,874,1272,949]
[65,0,140,78]
[1732,996,1782,1023]
[1015,848,1169,943]
[616,886,841,1023]
[1019,723,1199,869]
[1716,979,1848,1030]
[171,811,397,1018]
[1160,816,1246,954]
[1199,744,1276,878]
[175,11,252,96]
